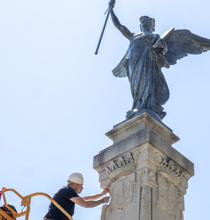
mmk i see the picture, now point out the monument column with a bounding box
[93,113,194,220]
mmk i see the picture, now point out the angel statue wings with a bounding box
[109,0,210,121]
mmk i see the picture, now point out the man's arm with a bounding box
[109,1,133,40]
[82,189,110,201]
[70,196,110,208]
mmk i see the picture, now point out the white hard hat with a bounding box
[68,173,84,185]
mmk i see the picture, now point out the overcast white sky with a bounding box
[0,0,210,220]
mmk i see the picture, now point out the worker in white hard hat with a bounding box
[44,172,110,220]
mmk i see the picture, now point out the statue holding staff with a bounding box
[108,0,210,121]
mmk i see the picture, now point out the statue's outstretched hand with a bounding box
[109,0,116,9]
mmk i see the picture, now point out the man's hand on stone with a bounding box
[101,196,110,204]
[101,188,110,196]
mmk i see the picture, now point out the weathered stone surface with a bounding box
[93,113,194,220]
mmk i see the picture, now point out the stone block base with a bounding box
[93,113,194,220]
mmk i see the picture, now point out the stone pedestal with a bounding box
[93,113,194,220]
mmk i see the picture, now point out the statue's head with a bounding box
[140,16,155,33]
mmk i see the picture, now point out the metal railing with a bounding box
[0,187,72,220]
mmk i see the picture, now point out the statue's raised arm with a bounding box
[109,0,134,40]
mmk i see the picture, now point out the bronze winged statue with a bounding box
[108,0,210,121]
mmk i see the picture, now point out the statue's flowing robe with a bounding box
[113,33,169,117]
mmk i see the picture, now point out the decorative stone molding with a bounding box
[106,152,135,174]
[158,156,183,177]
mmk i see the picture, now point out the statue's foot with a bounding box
[126,109,137,119]
[160,111,166,119]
